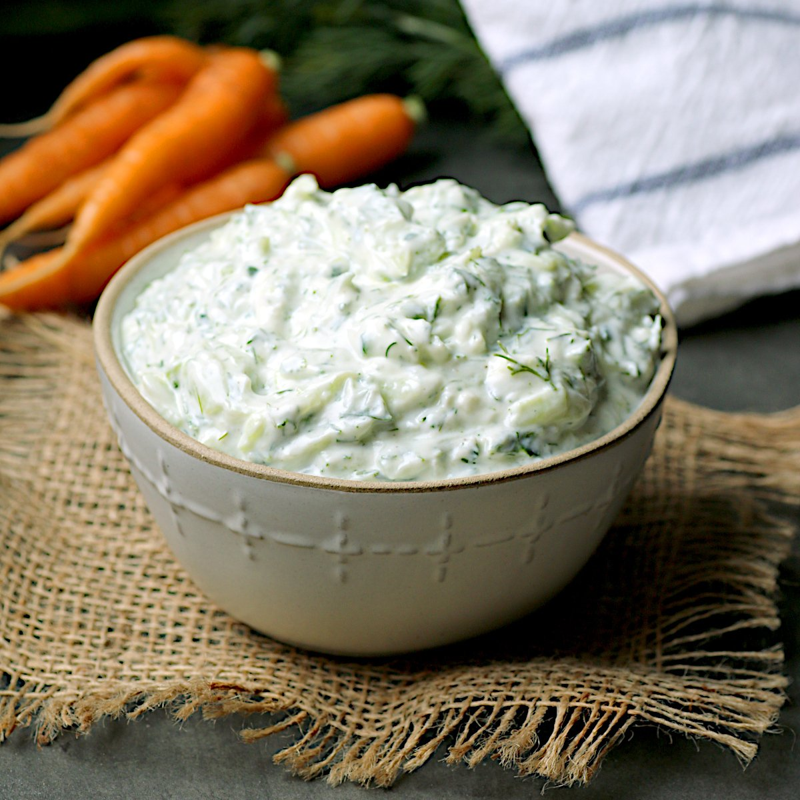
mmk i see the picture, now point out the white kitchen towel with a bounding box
[460,0,800,325]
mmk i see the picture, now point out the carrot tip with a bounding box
[272,151,296,175]
[1,250,20,271]
[258,49,282,74]
[0,114,53,138]
[402,96,427,126]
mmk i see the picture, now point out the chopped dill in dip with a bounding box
[120,175,662,481]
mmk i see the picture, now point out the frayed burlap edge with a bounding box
[1,311,798,788]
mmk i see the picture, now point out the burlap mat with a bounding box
[1,311,798,788]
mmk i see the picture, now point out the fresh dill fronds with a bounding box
[494,342,553,384]
[161,0,529,143]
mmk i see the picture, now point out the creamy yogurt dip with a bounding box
[120,175,662,481]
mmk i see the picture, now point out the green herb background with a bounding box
[1,0,528,143]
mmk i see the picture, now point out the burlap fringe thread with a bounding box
[0,312,798,788]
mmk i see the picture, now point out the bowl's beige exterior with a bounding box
[94,213,677,656]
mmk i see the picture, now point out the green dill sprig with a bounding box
[161,0,529,143]
[494,342,553,384]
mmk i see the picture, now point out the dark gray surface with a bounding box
[2,114,799,798]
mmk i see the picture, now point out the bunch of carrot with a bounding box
[0,36,422,311]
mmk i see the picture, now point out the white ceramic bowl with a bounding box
[94,213,677,656]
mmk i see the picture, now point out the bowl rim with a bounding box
[94,210,678,495]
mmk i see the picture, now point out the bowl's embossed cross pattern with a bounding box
[108,400,634,586]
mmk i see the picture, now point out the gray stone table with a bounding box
[1,104,798,799]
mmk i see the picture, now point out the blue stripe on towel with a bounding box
[570,132,800,213]
[500,3,800,73]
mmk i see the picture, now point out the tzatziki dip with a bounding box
[120,175,662,481]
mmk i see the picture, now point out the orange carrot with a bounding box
[170,90,290,185]
[260,94,423,188]
[0,81,184,225]
[0,159,291,310]
[0,250,70,310]
[0,93,422,311]
[0,91,287,273]
[64,48,276,257]
[130,159,290,239]
[0,163,186,255]
[0,160,110,253]
[0,36,207,138]
[0,91,296,258]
